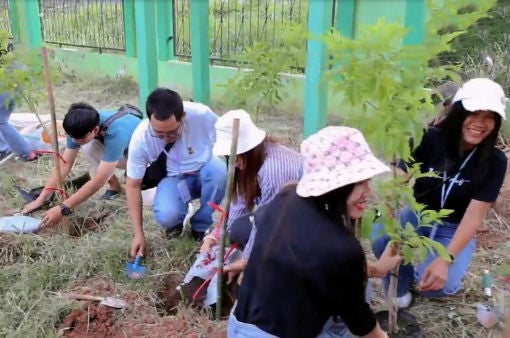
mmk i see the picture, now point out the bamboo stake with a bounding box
[41,47,69,233]
[216,118,240,320]
[387,154,400,334]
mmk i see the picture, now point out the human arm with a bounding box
[419,199,491,291]
[126,176,145,257]
[22,147,79,214]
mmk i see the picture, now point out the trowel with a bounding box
[125,255,146,280]
[62,293,128,309]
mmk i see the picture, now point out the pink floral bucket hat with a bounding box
[296,126,390,197]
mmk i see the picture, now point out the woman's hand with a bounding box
[419,257,449,291]
[200,236,218,253]
[373,242,403,277]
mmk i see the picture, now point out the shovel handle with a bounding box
[134,255,142,266]
[64,293,104,302]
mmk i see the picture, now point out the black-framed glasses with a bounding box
[148,121,183,139]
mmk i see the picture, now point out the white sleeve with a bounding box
[126,127,149,179]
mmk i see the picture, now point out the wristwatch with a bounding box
[59,203,72,216]
[448,252,456,264]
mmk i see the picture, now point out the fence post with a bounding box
[7,0,19,42]
[335,0,355,39]
[123,0,137,57]
[404,0,425,45]
[303,0,333,136]
[134,0,158,111]
[156,0,175,61]
[190,0,210,104]
[10,0,42,48]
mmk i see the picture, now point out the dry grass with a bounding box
[1,74,509,337]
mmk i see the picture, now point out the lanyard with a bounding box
[440,148,476,208]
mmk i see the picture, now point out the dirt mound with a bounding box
[60,304,119,337]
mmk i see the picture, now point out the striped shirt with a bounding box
[211,142,303,239]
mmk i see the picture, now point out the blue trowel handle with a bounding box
[134,255,142,266]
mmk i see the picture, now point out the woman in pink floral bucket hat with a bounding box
[372,78,507,308]
[228,126,399,338]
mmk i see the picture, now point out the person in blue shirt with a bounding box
[127,88,227,256]
[22,103,142,227]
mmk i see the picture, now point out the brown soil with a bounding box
[475,229,510,250]
[60,304,119,337]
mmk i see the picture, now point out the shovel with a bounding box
[62,293,128,309]
[125,255,146,280]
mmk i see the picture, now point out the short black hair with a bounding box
[63,102,100,139]
[146,88,184,121]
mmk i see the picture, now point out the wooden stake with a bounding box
[41,47,69,233]
[216,118,240,320]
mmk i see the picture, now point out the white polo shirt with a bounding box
[126,101,218,179]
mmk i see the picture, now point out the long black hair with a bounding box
[309,183,356,231]
[438,100,502,178]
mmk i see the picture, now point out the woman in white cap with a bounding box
[228,126,395,338]
[178,109,302,307]
[200,109,303,255]
[372,78,507,307]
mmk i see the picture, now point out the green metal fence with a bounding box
[0,0,11,36]
[174,0,309,62]
[39,0,125,51]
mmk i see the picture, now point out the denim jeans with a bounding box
[228,313,352,338]
[153,156,227,233]
[371,205,476,297]
[0,93,32,157]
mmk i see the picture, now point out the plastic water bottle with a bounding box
[482,269,492,297]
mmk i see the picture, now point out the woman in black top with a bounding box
[228,126,394,338]
[372,78,507,306]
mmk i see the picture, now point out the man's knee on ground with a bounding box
[153,208,183,229]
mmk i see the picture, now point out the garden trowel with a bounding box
[125,255,146,280]
[62,293,128,309]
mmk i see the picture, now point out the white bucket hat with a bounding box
[452,78,506,120]
[296,126,390,198]
[213,109,266,156]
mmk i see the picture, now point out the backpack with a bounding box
[96,104,143,143]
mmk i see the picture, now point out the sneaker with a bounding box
[165,224,184,239]
[191,230,205,242]
[0,149,12,161]
[396,292,412,308]
[100,189,120,200]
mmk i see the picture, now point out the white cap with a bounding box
[452,78,506,120]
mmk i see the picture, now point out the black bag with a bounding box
[141,143,173,190]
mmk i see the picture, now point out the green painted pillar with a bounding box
[7,0,20,42]
[134,0,158,112]
[11,0,42,48]
[303,0,333,136]
[123,0,136,57]
[335,0,355,39]
[404,0,425,45]
[190,0,210,104]
[156,0,175,61]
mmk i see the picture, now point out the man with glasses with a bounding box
[22,102,142,227]
[127,88,227,257]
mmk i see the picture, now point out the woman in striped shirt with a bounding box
[201,109,303,253]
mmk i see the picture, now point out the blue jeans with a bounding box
[0,93,32,157]
[228,313,351,338]
[371,206,476,297]
[153,156,227,233]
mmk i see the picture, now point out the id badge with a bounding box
[177,180,191,203]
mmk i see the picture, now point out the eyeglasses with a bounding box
[149,121,183,139]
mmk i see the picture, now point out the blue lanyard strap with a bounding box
[440,147,477,208]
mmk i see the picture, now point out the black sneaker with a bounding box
[191,230,205,242]
[165,224,183,239]
[0,149,12,161]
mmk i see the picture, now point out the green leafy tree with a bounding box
[0,30,44,113]
[322,0,495,334]
[219,23,307,116]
